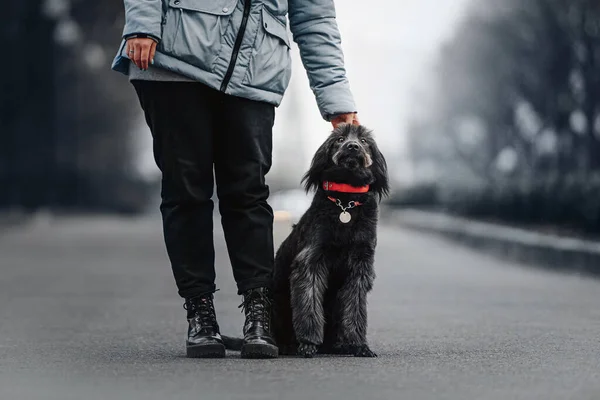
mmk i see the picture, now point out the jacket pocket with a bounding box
[159,0,237,72]
[243,8,292,95]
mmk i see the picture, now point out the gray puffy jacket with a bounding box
[112,0,356,120]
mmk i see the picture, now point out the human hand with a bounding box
[331,113,360,129]
[126,38,157,70]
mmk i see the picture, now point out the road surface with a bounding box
[1,214,598,400]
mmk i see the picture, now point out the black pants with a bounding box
[132,81,275,298]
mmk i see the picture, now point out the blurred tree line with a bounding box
[401,0,600,234]
[1,0,152,214]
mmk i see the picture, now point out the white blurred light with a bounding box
[54,18,82,47]
[515,100,542,140]
[42,0,70,19]
[569,110,587,135]
[495,147,518,174]
[535,129,558,155]
[454,116,487,149]
[83,44,107,70]
[569,70,585,101]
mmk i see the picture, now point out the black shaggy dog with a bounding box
[224,124,389,357]
[271,124,389,357]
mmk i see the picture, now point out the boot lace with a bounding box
[184,294,217,328]
[239,289,272,330]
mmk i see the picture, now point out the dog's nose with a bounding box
[346,142,360,152]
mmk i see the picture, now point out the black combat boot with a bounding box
[239,287,279,359]
[184,294,225,358]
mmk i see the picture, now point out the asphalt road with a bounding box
[1,214,599,400]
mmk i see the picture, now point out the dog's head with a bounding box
[302,124,390,201]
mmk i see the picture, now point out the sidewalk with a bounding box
[386,208,600,277]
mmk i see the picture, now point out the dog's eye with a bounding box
[337,137,345,143]
[360,139,367,144]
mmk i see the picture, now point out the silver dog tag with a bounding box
[339,211,351,223]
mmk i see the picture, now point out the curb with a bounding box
[385,208,600,278]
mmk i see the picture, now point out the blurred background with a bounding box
[3,0,600,237]
[394,0,600,238]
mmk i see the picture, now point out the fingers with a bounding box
[149,41,157,66]
[331,113,360,129]
[331,115,346,129]
[133,41,142,69]
[126,41,137,67]
[127,38,156,70]
[140,42,151,70]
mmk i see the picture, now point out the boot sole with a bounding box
[186,343,226,358]
[241,343,279,359]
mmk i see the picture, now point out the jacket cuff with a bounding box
[123,33,160,43]
[314,80,357,121]
[328,112,358,122]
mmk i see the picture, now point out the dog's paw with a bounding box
[298,343,318,358]
[354,345,377,358]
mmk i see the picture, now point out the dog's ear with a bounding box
[302,136,334,193]
[369,140,390,201]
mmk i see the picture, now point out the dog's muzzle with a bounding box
[345,142,360,153]
[336,142,366,166]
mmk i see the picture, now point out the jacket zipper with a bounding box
[220,0,252,92]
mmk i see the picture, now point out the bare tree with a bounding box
[404,0,600,232]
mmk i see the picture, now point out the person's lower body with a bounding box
[132,80,278,358]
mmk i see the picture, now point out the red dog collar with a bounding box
[322,181,369,193]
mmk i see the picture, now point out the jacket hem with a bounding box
[112,50,285,107]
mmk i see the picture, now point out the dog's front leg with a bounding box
[338,254,377,357]
[290,257,328,358]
